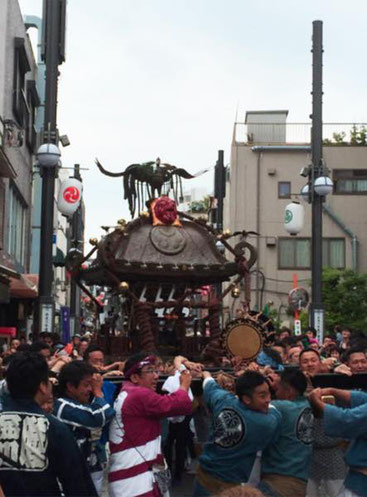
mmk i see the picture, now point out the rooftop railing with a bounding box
[234,122,367,146]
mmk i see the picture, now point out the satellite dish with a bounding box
[288,287,309,311]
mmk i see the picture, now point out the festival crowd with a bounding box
[0,325,366,497]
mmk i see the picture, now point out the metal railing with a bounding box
[234,122,367,145]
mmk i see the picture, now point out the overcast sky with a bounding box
[18,0,367,243]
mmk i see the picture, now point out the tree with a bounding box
[189,194,212,213]
[302,268,367,334]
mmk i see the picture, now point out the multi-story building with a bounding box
[0,0,40,335]
[224,110,367,326]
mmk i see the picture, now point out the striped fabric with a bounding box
[108,381,192,497]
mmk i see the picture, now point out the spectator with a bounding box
[0,352,97,496]
[322,344,341,363]
[287,345,302,365]
[272,342,288,364]
[77,337,90,359]
[40,332,53,347]
[278,328,292,341]
[84,344,124,377]
[334,348,367,376]
[340,327,352,351]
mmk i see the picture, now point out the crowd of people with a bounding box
[0,324,366,497]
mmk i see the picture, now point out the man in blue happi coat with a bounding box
[193,370,281,497]
[309,386,367,497]
[259,369,314,497]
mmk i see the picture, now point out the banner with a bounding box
[60,306,70,343]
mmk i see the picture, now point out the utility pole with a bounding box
[310,20,324,342]
[214,150,225,231]
[214,150,226,300]
[35,0,66,339]
[70,164,82,336]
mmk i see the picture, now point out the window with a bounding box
[8,184,27,267]
[333,169,367,194]
[25,80,40,152]
[12,38,30,127]
[322,239,345,269]
[279,238,345,269]
[279,238,311,269]
[278,181,291,198]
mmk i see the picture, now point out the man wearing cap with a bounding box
[108,352,192,497]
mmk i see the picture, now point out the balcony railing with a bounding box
[234,122,367,145]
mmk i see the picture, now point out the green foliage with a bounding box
[189,194,211,213]
[322,267,367,333]
[332,131,347,144]
[297,268,367,334]
[350,125,367,145]
[267,308,281,331]
[324,126,367,146]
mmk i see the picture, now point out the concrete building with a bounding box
[0,0,40,335]
[224,110,367,327]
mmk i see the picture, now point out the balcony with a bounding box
[0,116,17,178]
[233,122,367,146]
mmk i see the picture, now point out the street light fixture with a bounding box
[37,143,61,167]
[314,175,333,196]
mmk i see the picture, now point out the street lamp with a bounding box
[37,143,61,167]
[314,176,333,196]
[36,143,61,338]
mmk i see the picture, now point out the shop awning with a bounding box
[10,274,38,298]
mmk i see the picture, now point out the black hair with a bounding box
[264,346,283,365]
[123,352,150,376]
[280,369,307,396]
[30,341,51,353]
[84,344,104,362]
[305,327,317,337]
[17,344,32,352]
[6,352,49,399]
[299,348,320,361]
[344,347,367,363]
[58,361,96,396]
[322,344,340,358]
[273,341,287,350]
[286,336,300,346]
[235,371,267,399]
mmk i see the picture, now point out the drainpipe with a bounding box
[255,152,261,310]
[322,205,358,271]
